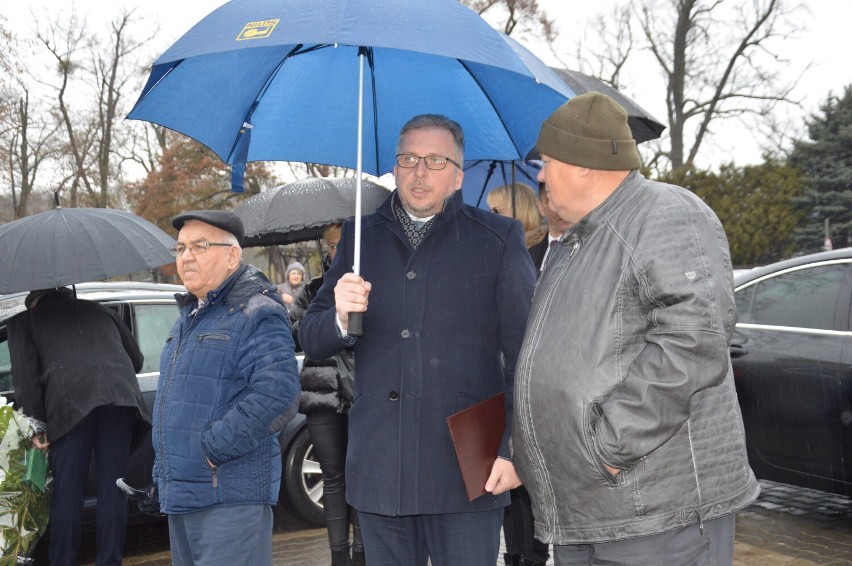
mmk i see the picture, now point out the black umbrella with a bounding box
[551,68,666,144]
[234,177,391,247]
[0,207,176,295]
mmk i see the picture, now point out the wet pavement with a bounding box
[35,480,852,565]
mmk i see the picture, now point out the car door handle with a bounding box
[729,343,748,358]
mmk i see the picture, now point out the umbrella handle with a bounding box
[348,312,363,337]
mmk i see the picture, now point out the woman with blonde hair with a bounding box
[486,183,546,248]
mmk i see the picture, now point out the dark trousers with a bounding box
[47,405,136,566]
[358,507,503,566]
[553,513,735,566]
[306,410,362,553]
[503,485,550,562]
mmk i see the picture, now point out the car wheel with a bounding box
[283,427,325,526]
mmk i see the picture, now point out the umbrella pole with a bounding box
[511,163,518,219]
[348,48,367,337]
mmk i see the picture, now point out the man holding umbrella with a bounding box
[299,114,536,564]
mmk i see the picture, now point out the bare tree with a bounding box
[636,0,803,171]
[460,0,556,42]
[581,6,637,89]
[31,10,98,207]
[27,7,158,208]
[0,15,66,219]
[6,88,63,218]
[121,121,168,177]
[90,9,156,208]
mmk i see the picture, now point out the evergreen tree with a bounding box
[788,86,852,252]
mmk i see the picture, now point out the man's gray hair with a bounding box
[396,114,465,164]
[222,232,243,262]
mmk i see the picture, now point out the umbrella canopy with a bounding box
[235,177,391,247]
[461,160,541,210]
[127,0,573,335]
[126,0,574,177]
[550,68,666,144]
[0,208,176,294]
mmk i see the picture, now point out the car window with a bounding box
[738,264,847,330]
[135,304,178,374]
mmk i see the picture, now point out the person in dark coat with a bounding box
[299,114,537,565]
[290,223,363,566]
[7,286,152,566]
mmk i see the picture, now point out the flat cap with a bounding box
[171,210,244,246]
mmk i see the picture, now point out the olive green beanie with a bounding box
[536,91,641,170]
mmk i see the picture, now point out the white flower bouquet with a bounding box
[0,397,50,565]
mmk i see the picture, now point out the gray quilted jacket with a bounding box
[513,171,759,544]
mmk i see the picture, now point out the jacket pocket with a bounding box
[582,398,623,488]
[196,332,231,347]
[200,444,221,495]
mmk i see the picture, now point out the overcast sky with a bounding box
[4,0,849,170]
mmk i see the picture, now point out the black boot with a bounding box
[331,549,353,566]
[522,559,547,566]
[504,554,522,566]
[352,548,366,566]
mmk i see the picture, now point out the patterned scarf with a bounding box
[393,194,435,249]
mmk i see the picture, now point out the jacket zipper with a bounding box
[155,303,203,507]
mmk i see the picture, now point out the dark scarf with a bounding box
[392,193,436,249]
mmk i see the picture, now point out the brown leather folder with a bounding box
[446,392,505,501]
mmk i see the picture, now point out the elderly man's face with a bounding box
[176,220,240,300]
[393,127,463,218]
[537,154,589,225]
[537,184,573,235]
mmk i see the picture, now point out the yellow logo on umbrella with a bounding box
[237,19,279,41]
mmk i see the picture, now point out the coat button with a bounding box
[406,270,416,280]
[400,329,410,338]
[388,391,399,401]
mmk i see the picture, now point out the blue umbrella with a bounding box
[127,0,573,178]
[127,0,573,333]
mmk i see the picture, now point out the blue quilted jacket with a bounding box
[153,264,300,514]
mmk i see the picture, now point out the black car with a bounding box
[731,248,852,496]
[0,281,324,528]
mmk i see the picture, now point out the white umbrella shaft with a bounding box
[354,51,365,276]
[346,50,367,337]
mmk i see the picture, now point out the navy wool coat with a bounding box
[299,190,536,516]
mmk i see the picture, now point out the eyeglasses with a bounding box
[396,153,461,171]
[169,241,233,257]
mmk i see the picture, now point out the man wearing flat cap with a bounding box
[152,209,300,565]
[512,93,759,565]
